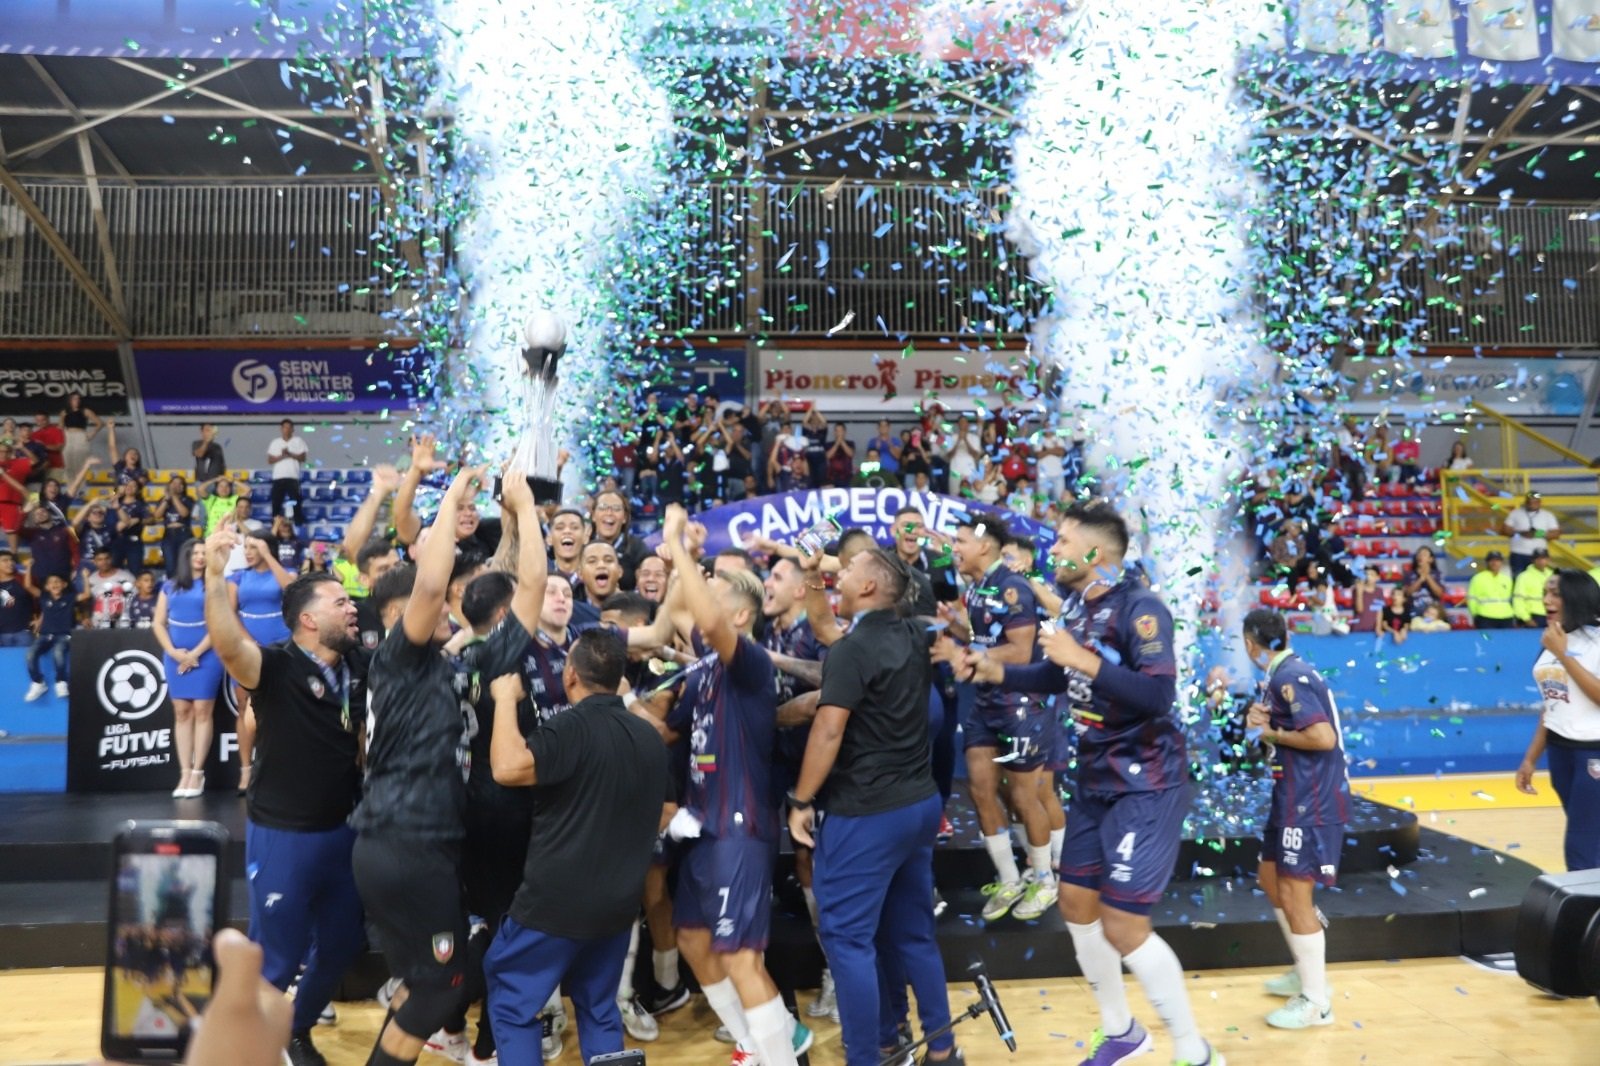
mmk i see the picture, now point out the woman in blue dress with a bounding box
[151,539,223,798]
[228,532,294,794]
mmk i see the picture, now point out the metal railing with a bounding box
[1439,468,1600,569]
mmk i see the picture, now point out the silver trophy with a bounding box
[504,310,567,503]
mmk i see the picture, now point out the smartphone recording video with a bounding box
[101,821,229,1062]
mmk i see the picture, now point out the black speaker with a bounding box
[1516,869,1600,995]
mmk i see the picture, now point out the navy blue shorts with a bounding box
[1260,822,1344,886]
[1059,785,1190,915]
[1045,708,1073,774]
[673,836,774,952]
[962,706,1053,772]
[650,832,678,869]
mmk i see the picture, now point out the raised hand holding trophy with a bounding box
[503,310,567,503]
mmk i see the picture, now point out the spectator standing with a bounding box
[612,429,637,501]
[74,500,114,560]
[23,573,74,701]
[865,419,901,477]
[1505,493,1559,576]
[270,516,306,573]
[127,571,158,629]
[1514,549,1555,627]
[1380,587,1411,644]
[852,449,900,489]
[1467,551,1516,629]
[802,408,829,490]
[31,412,67,482]
[152,539,222,797]
[1035,427,1067,502]
[722,422,754,501]
[109,425,148,489]
[58,391,102,474]
[81,547,135,629]
[1516,568,1600,871]
[1392,429,1422,482]
[766,427,804,494]
[0,441,32,552]
[267,420,308,520]
[22,503,77,588]
[192,423,227,484]
[152,476,197,576]
[200,477,241,536]
[110,479,147,573]
[943,415,982,486]
[824,423,855,487]
[0,550,34,648]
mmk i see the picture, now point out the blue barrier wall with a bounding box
[0,646,68,792]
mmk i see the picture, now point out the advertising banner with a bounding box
[66,628,240,793]
[1343,353,1600,416]
[656,487,1054,556]
[133,348,419,415]
[0,350,129,417]
[758,347,1042,412]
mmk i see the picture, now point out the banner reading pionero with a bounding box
[0,350,129,417]
[132,348,420,415]
[66,628,240,794]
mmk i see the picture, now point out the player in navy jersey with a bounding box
[967,502,1223,1066]
[660,504,809,1066]
[931,518,1056,922]
[1242,609,1349,1031]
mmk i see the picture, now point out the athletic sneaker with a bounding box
[376,976,402,1009]
[54,681,67,698]
[541,1009,566,1060]
[641,982,691,1016]
[425,1029,468,1063]
[1266,994,1333,1030]
[793,1019,815,1056]
[980,879,1026,921]
[24,681,45,702]
[1173,1043,1226,1065]
[466,1054,497,1066]
[714,1025,735,1044]
[937,815,954,842]
[1011,875,1058,921]
[917,1048,966,1065]
[1078,1019,1153,1065]
[286,1030,328,1066]
[618,995,660,1041]
[806,969,838,1020]
[317,1003,336,1026]
[1263,970,1301,997]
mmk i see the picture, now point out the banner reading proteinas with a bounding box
[0,350,129,417]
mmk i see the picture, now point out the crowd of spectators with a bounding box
[605,395,1086,523]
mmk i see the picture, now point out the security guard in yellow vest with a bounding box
[1511,548,1553,627]
[1466,550,1516,630]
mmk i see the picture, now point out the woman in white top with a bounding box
[1516,568,1600,871]
[1444,440,1473,471]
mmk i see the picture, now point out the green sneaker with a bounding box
[1011,874,1058,921]
[1263,969,1301,997]
[1265,994,1333,1030]
[980,879,1026,921]
[793,1018,814,1056]
[1172,1044,1226,1065]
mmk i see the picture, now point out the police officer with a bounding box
[202,531,368,1066]
[787,545,962,1066]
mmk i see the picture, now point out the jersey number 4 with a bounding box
[1115,832,1136,861]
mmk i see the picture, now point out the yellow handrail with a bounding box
[1471,401,1595,468]
[1440,468,1600,568]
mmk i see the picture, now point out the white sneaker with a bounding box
[424,1029,468,1063]
[317,1003,336,1026]
[1011,873,1058,920]
[376,977,402,1009]
[465,1053,497,1066]
[618,995,660,1041]
[54,681,68,698]
[1263,970,1301,997]
[980,879,1026,921]
[541,1008,566,1060]
[1265,994,1333,1030]
[24,681,45,702]
[806,968,837,1020]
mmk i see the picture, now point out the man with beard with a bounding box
[574,541,621,627]
[203,545,368,1066]
[965,501,1223,1066]
[590,490,650,589]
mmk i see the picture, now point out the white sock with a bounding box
[1066,920,1131,1035]
[1288,930,1329,1008]
[1026,843,1054,881]
[702,977,753,1049]
[1123,934,1207,1064]
[746,995,799,1066]
[617,922,639,1002]
[984,832,1021,885]
[1009,821,1028,853]
[803,886,820,930]
[1050,826,1066,867]
[653,948,680,989]
[1273,907,1293,949]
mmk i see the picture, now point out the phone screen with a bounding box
[102,822,227,1061]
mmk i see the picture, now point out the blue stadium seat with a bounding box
[328,505,358,523]
[343,469,372,485]
[310,469,339,483]
[299,504,328,523]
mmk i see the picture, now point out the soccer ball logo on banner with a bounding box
[97,650,168,721]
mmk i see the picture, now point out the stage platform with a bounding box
[0,788,1541,987]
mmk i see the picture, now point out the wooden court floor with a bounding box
[3,777,1595,1066]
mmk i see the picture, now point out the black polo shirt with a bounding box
[815,609,938,817]
[509,693,672,940]
[245,641,369,831]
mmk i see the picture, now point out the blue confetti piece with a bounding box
[872,222,894,239]
[1389,879,1407,897]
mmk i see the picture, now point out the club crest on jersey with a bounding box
[363,630,379,649]
[1003,586,1019,606]
[432,933,454,963]
[309,676,325,699]
[1589,758,1600,781]
[1281,683,1295,703]
[1135,614,1158,640]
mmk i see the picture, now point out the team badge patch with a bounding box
[1281,683,1295,703]
[1003,586,1019,606]
[432,933,454,963]
[1588,758,1600,781]
[363,631,379,649]
[1135,614,1158,640]
[309,676,325,699]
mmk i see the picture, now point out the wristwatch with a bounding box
[785,790,814,811]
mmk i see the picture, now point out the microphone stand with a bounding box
[874,1000,997,1066]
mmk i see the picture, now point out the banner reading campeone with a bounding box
[665,487,1054,556]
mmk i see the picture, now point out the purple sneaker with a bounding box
[1078,1019,1154,1065]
